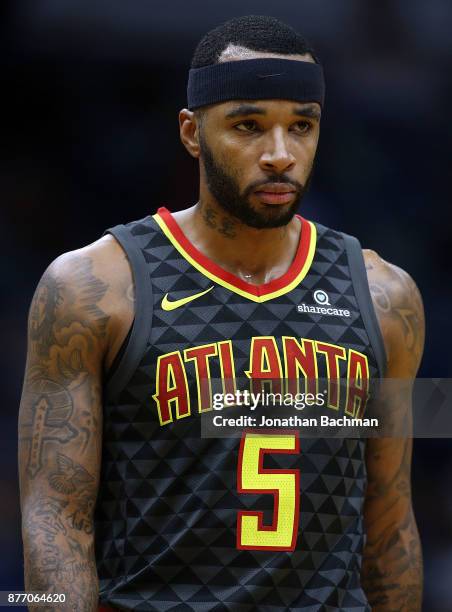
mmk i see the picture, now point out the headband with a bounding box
[187,58,325,110]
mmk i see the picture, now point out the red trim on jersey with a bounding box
[156,206,311,297]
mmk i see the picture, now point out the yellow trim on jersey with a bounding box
[153,213,317,303]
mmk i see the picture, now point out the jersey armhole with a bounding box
[104,322,134,386]
[102,224,153,402]
[342,232,387,379]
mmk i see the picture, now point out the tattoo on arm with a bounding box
[363,254,425,611]
[19,254,108,611]
[368,258,425,370]
[23,489,99,611]
[20,257,108,476]
[362,436,423,611]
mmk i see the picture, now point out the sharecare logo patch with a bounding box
[298,290,351,317]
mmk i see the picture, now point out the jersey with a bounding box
[94,206,386,611]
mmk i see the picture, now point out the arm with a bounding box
[19,237,134,611]
[361,251,425,611]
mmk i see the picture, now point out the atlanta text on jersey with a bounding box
[152,335,370,426]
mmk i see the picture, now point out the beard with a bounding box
[199,133,313,229]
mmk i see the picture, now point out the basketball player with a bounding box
[19,15,424,612]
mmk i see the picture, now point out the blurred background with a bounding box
[1,1,451,609]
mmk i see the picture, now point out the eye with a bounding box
[292,120,313,134]
[234,120,259,133]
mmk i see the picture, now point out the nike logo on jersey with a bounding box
[161,286,214,311]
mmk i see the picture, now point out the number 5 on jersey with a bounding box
[237,433,300,551]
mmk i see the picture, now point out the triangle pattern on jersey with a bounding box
[96,216,377,611]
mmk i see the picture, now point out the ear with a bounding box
[179,109,201,158]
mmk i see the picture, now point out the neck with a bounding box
[171,194,302,285]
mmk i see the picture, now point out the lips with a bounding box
[254,183,297,204]
[254,183,296,194]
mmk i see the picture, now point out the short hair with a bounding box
[191,15,319,69]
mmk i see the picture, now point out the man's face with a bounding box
[196,47,321,229]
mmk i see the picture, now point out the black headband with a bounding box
[187,58,325,110]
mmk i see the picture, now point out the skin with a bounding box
[177,48,319,283]
[19,45,424,610]
[362,252,425,610]
[19,238,134,611]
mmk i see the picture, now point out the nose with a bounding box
[259,126,296,174]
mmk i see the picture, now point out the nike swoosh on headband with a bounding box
[257,73,285,79]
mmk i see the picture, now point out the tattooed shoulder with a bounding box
[31,236,134,362]
[20,237,134,483]
[28,250,111,372]
[363,249,425,375]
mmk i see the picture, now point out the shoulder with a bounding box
[362,249,423,314]
[362,249,425,376]
[45,232,128,275]
[30,234,135,369]
[37,234,132,315]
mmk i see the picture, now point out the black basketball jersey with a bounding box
[95,207,386,611]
